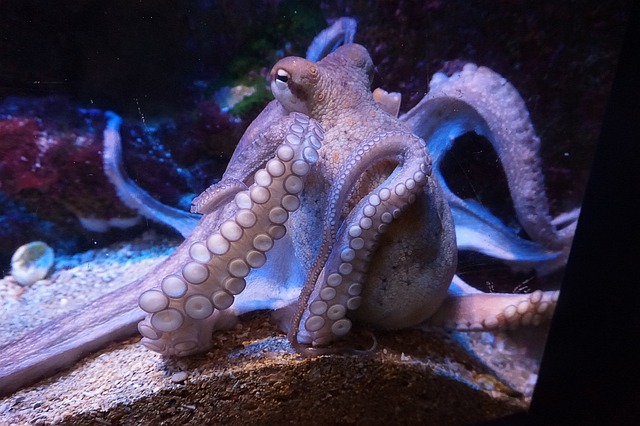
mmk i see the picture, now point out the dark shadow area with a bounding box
[486,2,640,425]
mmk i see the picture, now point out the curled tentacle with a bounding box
[306,17,358,62]
[401,64,578,271]
[288,131,437,353]
[139,113,323,356]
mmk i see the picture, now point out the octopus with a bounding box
[0,41,577,396]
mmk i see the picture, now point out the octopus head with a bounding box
[271,43,374,118]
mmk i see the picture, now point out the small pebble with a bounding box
[10,241,55,286]
[170,371,188,383]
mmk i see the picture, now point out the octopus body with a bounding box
[136,44,564,356]
[0,42,573,396]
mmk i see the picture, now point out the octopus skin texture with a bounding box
[0,43,573,396]
[136,43,458,356]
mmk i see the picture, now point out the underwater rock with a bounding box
[0,321,530,425]
[0,231,532,423]
[10,241,55,286]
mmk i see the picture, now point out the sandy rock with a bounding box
[0,234,539,425]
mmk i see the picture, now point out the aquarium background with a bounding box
[1,1,629,272]
[0,0,633,423]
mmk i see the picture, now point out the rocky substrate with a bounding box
[0,233,544,425]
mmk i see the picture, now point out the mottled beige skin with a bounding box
[273,44,409,181]
[271,44,457,330]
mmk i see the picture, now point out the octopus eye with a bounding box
[275,69,290,85]
[271,67,308,114]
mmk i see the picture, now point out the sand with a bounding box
[0,231,544,425]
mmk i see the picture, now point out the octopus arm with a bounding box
[428,285,560,331]
[102,112,200,237]
[0,194,242,396]
[191,178,248,214]
[289,131,435,351]
[0,109,306,393]
[0,276,145,397]
[221,100,289,183]
[305,17,357,62]
[401,64,578,272]
[103,101,290,239]
[138,113,324,356]
[189,102,293,218]
[451,200,558,264]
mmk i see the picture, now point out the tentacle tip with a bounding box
[288,339,329,358]
[104,111,123,130]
